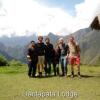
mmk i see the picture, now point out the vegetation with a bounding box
[0,54,8,66]
[0,64,100,100]
[9,60,24,66]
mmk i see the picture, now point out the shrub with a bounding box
[0,54,8,66]
[9,60,23,66]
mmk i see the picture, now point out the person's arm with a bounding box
[77,45,81,55]
[67,45,70,55]
[44,43,47,53]
[65,45,69,57]
[51,44,53,49]
[51,44,54,52]
[58,46,61,58]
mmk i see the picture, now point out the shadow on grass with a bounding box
[81,75,95,78]
[29,74,100,79]
[29,75,55,79]
[80,75,100,78]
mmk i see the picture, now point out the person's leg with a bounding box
[28,61,32,77]
[76,56,81,77]
[48,60,51,75]
[61,57,64,76]
[70,57,75,78]
[77,64,81,76]
[63,56,68,76]
[53,62,56,76]
[71,65,74,77]
[39,56,43,77]
[39,64,43,77]
[37,64,40,77]
[39,56,45,77]
[32,62,37,77]
[44,61,48,76]
[37,56,42,77]
[56,64,59,75]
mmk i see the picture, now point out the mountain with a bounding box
[0,34,37,62]
[0,28,100,65]
[77,29,100,65]
[72,28,92,41]
[0,34,37,47]
[44,32,61,46]
[60,27,100,65]
[0,42,13,60]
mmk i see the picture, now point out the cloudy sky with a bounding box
[0,0,100,37]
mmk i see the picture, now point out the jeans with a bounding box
[60,56,68,76]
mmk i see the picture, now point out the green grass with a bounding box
[0,65,100,100]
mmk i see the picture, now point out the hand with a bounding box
[66,55,69,59]
[27,55,30,58]
[27,55,32,61]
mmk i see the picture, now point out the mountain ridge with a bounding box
[0,28,100,65]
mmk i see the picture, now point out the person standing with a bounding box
[27,41,38,78]
[45,37,54,76]
[52,44,61,76]
[36,36,46,77]
[68,36,81,78]
[58,38,69,76]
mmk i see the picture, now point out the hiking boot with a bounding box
[70,74,74,78]
[71,71,74,78]
[32,75,36,78]
[45,73,48,77]
[77,72,81,78]
[28,75,32,78]
[61,73,65,77]
[39,72,42,78]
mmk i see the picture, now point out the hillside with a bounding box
[0,34,37,62]
[0,28,100,65]
[0,32,61,62]
[0,34,37,47]
[77,30,100,65]
[0,42,13,60]
[61,28,100,65]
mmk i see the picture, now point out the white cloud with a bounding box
[0,0,100,37]
[0,0,73,37]
[71,0,100,32]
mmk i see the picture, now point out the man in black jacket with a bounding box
[45,37,54,76]
[27,41,38,77]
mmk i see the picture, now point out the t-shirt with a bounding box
[36,42,46,56]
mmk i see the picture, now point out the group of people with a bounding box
[27,35,81,78]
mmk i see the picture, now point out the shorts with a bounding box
[38,56,45,65]
[70,55,80,65]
